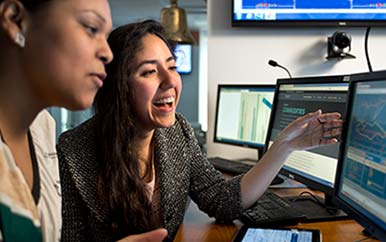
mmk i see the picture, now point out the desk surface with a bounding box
[174,188,380,242]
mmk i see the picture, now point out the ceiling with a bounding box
[109,0,207,30]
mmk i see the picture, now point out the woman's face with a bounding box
[22,0,113,110]
[130,34,182,133]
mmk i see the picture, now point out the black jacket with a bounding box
[58,113,243,241]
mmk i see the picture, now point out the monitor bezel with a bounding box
[213,84,276,152]
[264,74,350,200]
[335,70,386,240]
[231,0,386,27]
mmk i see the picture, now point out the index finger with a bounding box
[292,109,322,129]
[318,112,341,123]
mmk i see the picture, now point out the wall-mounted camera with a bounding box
[326,31,356,59]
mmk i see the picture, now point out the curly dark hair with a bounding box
[93,19,175,237]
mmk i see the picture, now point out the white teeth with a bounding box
[154,96,175,104]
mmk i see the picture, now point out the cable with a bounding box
[364,27,373,72]
[290,191,339,214]
[289,191,322,206]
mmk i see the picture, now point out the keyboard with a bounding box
[240,189,305,227]
[208,156,253,175]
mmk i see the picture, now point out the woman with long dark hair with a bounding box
[0,1,167,241]
[58,20,342,242]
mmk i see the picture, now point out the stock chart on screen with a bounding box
[344,93,386,199]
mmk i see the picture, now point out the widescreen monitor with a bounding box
[336,70,386,241]
[214,84,275,158]
[232,0,386,27]
[264,75,349,221]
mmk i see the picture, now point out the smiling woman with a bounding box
[58,20,181,241]
[57,19,343,242]
[129,34,181,131]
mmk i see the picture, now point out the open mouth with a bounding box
[153,96,175,108]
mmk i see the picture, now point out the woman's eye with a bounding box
[141,69,156,76]
[84,24,99,35]
[169,66,178,71]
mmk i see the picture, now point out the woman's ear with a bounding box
[0,0,27,47]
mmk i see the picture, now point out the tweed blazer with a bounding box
[58,113,243,242]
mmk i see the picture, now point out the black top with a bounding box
[28,130,40,205]
[0,129,40,204]
[58,113,243,242]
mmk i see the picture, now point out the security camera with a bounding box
[326,31,356,59]
[332,31,351,50]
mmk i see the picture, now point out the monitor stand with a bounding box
[362,228,378,239]
[285,193,349,222]
[271,175,285,185]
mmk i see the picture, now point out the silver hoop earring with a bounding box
[15,32,25,48]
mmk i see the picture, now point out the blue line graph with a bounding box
[344,90,386,198]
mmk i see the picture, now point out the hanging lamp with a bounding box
[160,0,196,45]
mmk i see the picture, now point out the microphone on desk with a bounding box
[268,59,293,79]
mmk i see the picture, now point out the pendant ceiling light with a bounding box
[160,0,196,45]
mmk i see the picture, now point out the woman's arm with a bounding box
[240,110,342,209]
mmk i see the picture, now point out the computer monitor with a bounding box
[264,75,350,222]
[232,0,386,27]
[336,70,386,241]
[174,44,192,74]
[213,84,275,159]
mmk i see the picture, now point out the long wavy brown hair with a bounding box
[93,20,175,237]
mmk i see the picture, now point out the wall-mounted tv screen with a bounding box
[232,0,386,27]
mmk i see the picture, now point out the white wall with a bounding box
[207,0,386,160]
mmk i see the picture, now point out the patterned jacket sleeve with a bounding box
[177,115,244,223]
[58,146,88,242]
